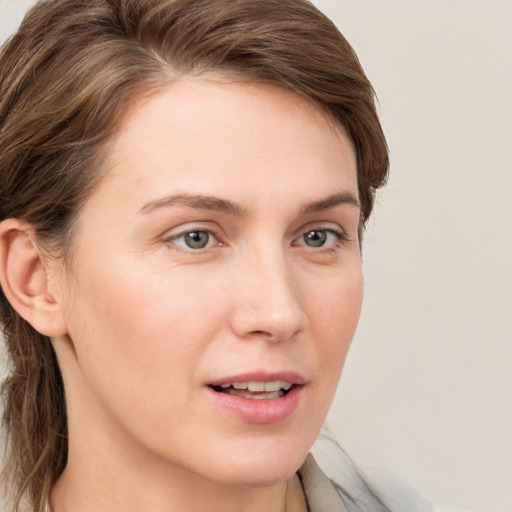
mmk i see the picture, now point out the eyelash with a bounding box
[293,228,348,251]
[164,227,223,252]
[164,226,349,253]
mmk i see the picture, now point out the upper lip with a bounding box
[207,370,307,387]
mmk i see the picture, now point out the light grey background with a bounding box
[1,1,511,510]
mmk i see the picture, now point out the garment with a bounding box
[299,453,434,512]
[299,454,348,511]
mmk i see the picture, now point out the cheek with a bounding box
[306,266,363,378]
[60,260,232,457]
[63,258,225,402]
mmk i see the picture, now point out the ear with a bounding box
[0,219,68,337]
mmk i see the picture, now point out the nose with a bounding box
[229,249,308,343]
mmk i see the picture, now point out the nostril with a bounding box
[249,330,279,342]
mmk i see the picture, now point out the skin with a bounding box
[3,78,363,511]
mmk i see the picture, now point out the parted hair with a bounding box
[0,0,389,510]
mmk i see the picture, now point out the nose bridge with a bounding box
[231,242,307,341]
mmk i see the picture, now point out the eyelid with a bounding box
[293,228,347,248]
[163,223,225,251]
[161,221,351,253]
[293,222,349,243]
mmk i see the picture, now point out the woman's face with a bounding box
[53,78,363,486]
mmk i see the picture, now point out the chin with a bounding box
[195,436,312,488]
[209,461,303,489]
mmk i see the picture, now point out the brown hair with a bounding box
[0,0,388,510]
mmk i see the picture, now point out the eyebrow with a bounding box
[139,193,248,216]
[300,191,360,214]
[139,190,360,216]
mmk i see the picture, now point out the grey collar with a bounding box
[298,454,349,512]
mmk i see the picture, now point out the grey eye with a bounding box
[183,231,210,249]
[303,230,327,247]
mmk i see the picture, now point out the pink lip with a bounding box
[207,370,307,387]
[206,370,306,424]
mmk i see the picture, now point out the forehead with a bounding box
[112,77,351,150]
[92,78,357,214]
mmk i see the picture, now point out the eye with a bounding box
[168,230,218,250]
[296,229,344,248]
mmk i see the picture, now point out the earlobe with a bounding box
[0,219,68,337]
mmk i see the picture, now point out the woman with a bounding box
[0,0,396,511]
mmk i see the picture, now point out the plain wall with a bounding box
[1,1,511,510]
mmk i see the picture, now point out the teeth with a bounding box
[218,381,293,392]
[264,381,292,392]
[224,389,284,399]
[248,382,265,392]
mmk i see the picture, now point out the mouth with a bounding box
[209,380,294,400]
[206,373,306,423]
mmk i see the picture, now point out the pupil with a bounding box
[305,230,326,247]
[185,231,209,249]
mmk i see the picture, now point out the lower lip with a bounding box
[206,385,304,424]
